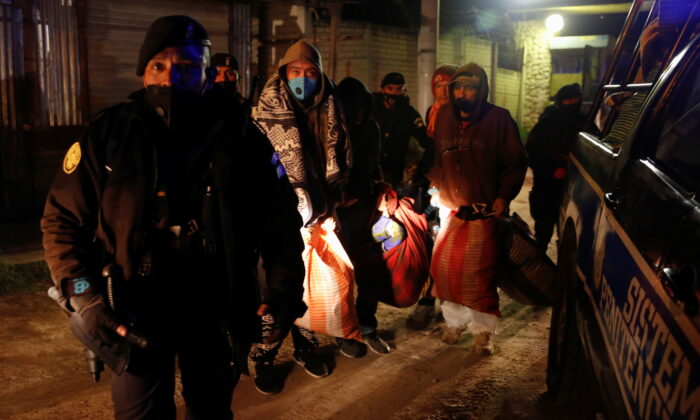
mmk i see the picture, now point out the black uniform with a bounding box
[42,88,305,419]
[372,93,434,191]
[526,106,588,251]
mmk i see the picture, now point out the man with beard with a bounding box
[211,52,246,105]
[372,72,434,197]
[526,83,587,252]
[429,63,527,354]
[41,16,305,419]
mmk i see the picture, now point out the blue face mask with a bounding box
[288,76,318,101]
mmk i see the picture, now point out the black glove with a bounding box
[70,293,123,345]
[69,293,133,374]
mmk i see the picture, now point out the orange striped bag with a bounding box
[294,219,362,340]
[430,212,501,317]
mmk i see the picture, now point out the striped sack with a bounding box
[497,213,555,306]
[430,213,501,317]
[377,190,431,308]
[295,219,362,340]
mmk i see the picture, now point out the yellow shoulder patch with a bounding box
[63,142,81,174]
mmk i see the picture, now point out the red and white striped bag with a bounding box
[294,219,362,340]
[430,212,501,317]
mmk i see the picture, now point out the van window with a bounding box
[651,53,700,195]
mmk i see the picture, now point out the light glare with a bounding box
[545,14,564,32]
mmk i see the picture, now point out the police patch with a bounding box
[63,142,81,174]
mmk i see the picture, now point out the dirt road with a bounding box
[0,171,594,419]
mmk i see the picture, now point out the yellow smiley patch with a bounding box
[63,142,81,174]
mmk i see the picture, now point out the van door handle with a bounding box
[662,266,699,316]
[604,192,619,210]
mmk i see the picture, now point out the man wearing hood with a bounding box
[405,64,459,331]
[252,40,352,391]
[429,63,527,354]
[41,16,306,419]
[334,77,393,357]
[527,83,587,252]
[372,72,434,197]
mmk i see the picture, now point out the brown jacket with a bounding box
[429,63,527,210]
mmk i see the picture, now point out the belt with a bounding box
[455,203,492,221]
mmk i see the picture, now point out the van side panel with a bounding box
[567,153,700,420]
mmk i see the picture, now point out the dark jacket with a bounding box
[41,88,306,367]
[526,107,588,187]
[372,93,434,187]
[345,118,382,200]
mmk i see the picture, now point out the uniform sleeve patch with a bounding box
[63,142,81,174]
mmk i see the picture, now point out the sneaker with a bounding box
[362,332,391,354]
[441,327,463,344]
[254,360,282,395]
[406,304,435,330]
[336,338,367,358]
[473,332,494,355]
[293,349,329,378]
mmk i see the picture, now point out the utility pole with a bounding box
[417,0,439,118]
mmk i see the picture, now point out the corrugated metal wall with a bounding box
[86,0,229,114]
[0,1,32,221]
[33,0,82,127]
[0,1,22,130]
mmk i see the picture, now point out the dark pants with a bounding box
[111,320,237,420]
[113,244,237,420]
[336,197,382,335]
[529,180,564,252]
[417,278,436,306]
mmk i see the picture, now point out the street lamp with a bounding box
[545,14,564,32]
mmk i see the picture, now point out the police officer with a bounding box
[527,83,588,252]
[372,72,434,197]
[211,52,246,105]
[41,15,305,419]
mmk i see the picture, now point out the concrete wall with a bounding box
[515,20,552,130]
[257,4,553,129]
[463,37,492,78]
[436,28,523,124]
[494,68,522,121]
[258,6,421,102]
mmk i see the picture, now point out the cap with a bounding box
[136,15,211,76]
[381,72,406,87]
[211,53,239,70]
[551,83,582,102]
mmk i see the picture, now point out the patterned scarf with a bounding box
[253,74,349,226]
